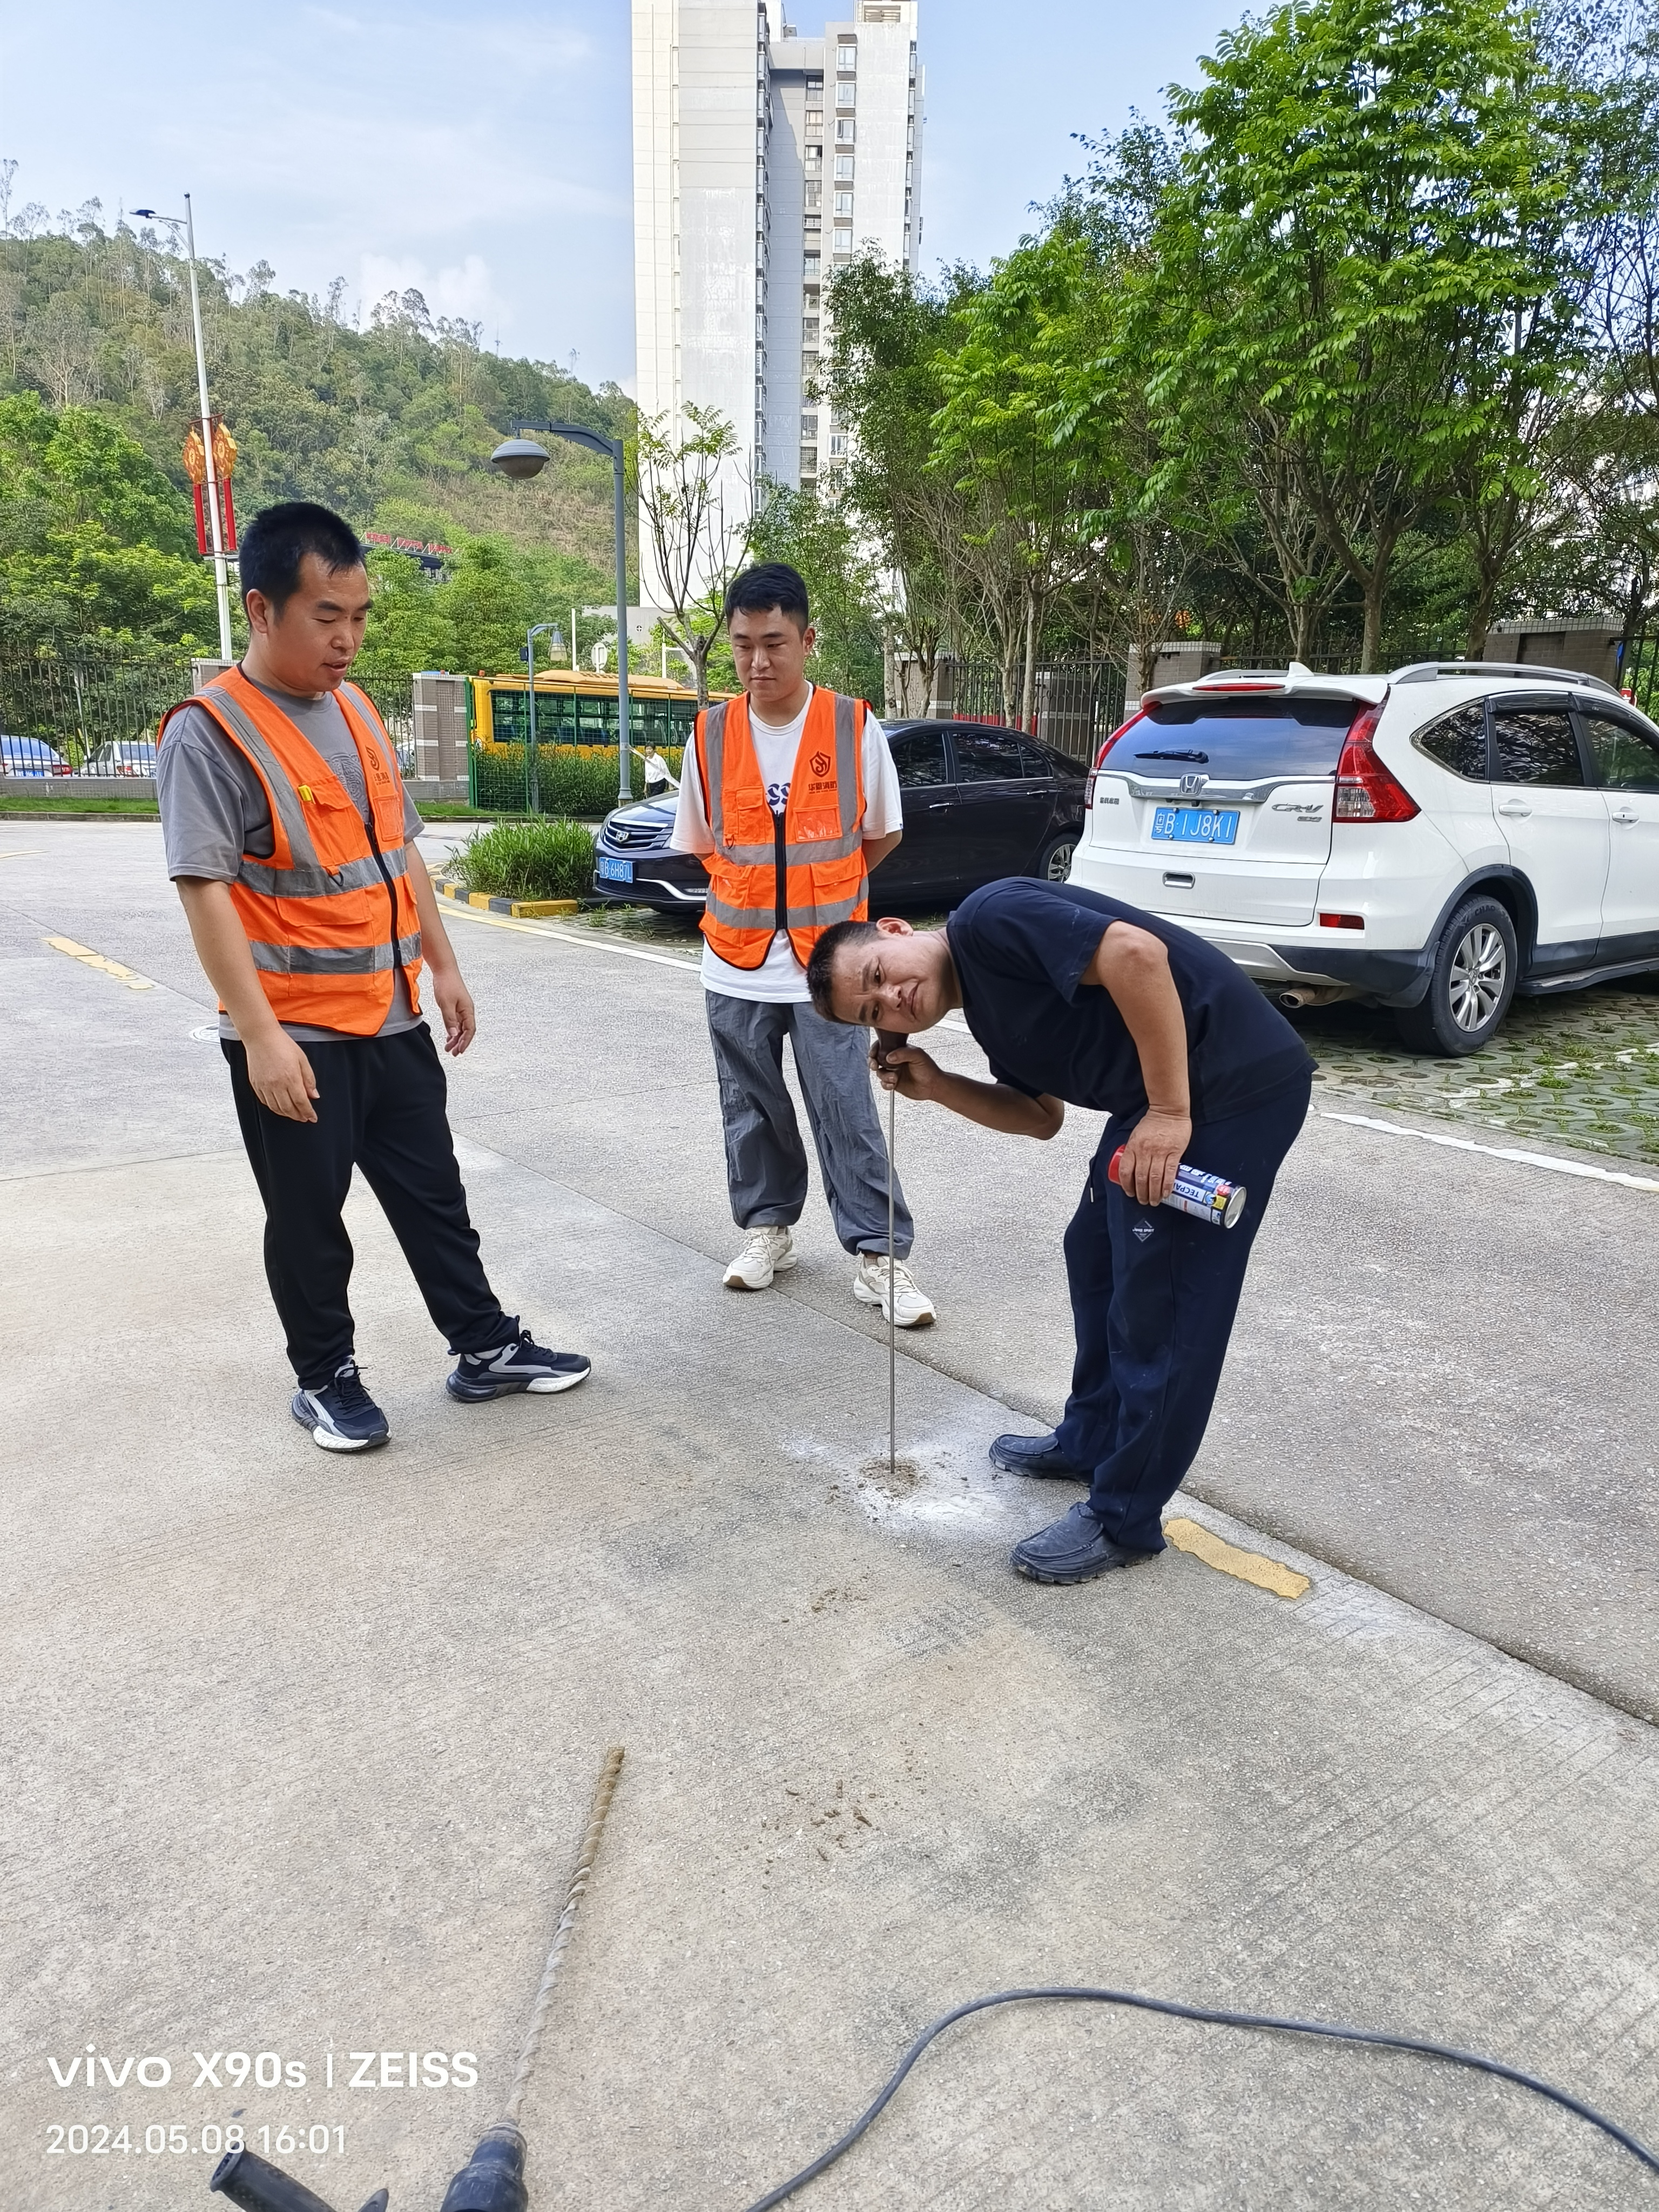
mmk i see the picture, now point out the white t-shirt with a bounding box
[670,686,902,1002]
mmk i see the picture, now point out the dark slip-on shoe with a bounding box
[1011,1500,1159,1585]
[989,1430,1088,1480]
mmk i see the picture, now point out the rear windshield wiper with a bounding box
[1135,748,1210,763]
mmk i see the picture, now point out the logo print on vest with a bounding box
[810,750,831,777]
[1132,1222,1154,1243]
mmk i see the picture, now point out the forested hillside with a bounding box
[0,197,635,661]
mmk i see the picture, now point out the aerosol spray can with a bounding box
[1107,1147,1247,1229]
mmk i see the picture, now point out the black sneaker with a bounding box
[446,1328,592,1402]
[291,1360,390,1452]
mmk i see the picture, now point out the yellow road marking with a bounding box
[44,935,157,990]
[1164,1516,1310,1600]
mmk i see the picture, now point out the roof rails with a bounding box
[1392,659,1620,696]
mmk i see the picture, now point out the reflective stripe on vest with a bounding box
[703,891,866,930]
[158,668,423,1035]
[248,930,424,976]
[694,689,869,970]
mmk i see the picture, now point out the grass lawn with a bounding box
[0,794,159,817]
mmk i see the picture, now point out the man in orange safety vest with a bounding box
[670,563,936,1326]
[158,502,590,1449]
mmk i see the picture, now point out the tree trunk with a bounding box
[1464,578,1496,663]
[1019,588,1038,734]
[1358,559,1391,675]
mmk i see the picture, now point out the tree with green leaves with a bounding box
[360,535,613,678]
[634,403,753,705]
[1146,0,1591,667]
[750,482,885,704]
[0,389,215,652]
[826,256,972,712]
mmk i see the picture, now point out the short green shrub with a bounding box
[453,818,597,902]
[470,744,683,819]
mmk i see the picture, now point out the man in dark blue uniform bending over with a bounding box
[807,881,1313,1585]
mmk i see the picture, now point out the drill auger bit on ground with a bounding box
[207,1748,625,2212]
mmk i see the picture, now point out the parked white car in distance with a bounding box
[1067,658,1656,1054]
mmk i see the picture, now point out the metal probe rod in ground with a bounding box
[888,1075,896,1482]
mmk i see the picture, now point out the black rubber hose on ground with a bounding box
[739,1984,1659,2209]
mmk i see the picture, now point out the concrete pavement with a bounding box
[3,822,1658,2211]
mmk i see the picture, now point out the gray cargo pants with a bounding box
[704,990,915,1258]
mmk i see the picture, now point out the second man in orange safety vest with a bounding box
[671,564,936,1325]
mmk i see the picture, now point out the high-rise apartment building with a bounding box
[632,0,923,521]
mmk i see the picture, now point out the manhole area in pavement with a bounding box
[189,1024,220,1042]
[1293,975,1659,1166]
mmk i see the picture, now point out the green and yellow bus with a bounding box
[467,669,734,750]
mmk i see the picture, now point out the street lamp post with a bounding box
[489,422,632,802]
[134,197,234,662]
[523,621,558,814]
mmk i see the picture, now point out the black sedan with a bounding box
[591,719,1087,913]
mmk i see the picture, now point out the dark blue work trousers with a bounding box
[1054,1067,1312,1554]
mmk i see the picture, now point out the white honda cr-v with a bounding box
[1067,659,1659,1054]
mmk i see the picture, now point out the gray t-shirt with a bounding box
[158,672,424,1045]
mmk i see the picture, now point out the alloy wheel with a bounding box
[1044,840,1075,881]
[1448,921,1507,1031]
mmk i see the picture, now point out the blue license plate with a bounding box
[1151,806,1240,846]
[596,854,634,883]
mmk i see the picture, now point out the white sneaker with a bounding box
[853,1253,937,1328]
[723,1224,798,1291]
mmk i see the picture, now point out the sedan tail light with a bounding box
[1333,703,1418,822]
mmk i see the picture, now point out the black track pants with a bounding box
[224,1026,514,1390]
[1053,1067,1313,1554]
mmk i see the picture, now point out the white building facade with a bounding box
[631,0,923,526]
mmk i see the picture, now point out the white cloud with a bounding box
[358,252,504,329]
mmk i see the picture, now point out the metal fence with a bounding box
[942,660,1130,763]
[0,656,414,775]
[0,654,191,773]
[1614,633,1659,716]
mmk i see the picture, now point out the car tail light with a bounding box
[1319,912,1365,929]
[1094,709,1145,771]
[1333,703,1417,822]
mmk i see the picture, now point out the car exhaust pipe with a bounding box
[1276,985,1350,1010]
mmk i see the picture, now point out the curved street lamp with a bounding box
[489,421,632,802]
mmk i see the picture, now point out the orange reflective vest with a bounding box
[695,687,868,969]
[159,667,423,1035]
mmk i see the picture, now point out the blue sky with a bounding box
[0,1,1242,390]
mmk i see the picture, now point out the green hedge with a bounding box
[470,744,683,819]
[450,818,598,903]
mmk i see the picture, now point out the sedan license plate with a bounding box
[1151,806,1240,847]
[596,854,634,884]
